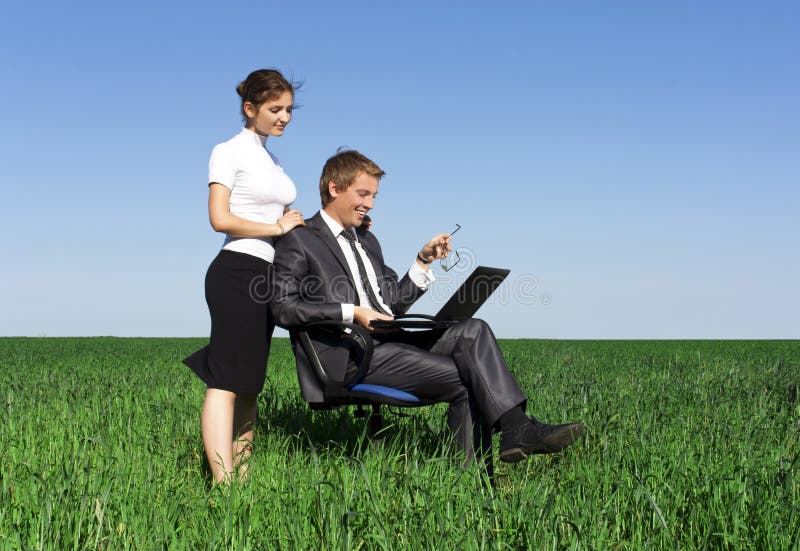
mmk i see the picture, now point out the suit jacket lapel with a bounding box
[308,212,358,288]
[358,232,397,306]
[359,237,386,280]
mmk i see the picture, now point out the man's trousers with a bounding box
[346,318,528,457]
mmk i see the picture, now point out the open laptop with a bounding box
[370,266,510,330]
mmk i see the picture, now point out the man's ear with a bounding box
[327,180,339,199]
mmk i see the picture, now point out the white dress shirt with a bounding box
[319,209,435,322]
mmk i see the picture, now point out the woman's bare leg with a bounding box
[201,388,237,484]
[233,393,258,478]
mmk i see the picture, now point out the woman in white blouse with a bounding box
[183,69,305,484]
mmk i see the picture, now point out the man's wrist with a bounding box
[417,252,432,264]
[408,260,435,289]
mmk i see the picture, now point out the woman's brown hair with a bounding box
[236,69,299,123]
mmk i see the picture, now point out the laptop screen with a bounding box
[434,266,510,321]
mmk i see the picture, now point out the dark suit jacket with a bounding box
[271,211,426,404]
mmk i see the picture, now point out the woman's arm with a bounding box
[208,183,304,237]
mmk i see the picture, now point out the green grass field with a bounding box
[1,338,798,549]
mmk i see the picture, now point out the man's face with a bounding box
[325,172,379,229]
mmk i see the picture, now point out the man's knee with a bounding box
[458,318,492,338]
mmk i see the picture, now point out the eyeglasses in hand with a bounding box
[441,224,462,272]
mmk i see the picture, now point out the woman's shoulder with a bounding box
[213,130,245,150]
[209,130,246,161]
[209,141,234,166]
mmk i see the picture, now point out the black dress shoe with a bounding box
[499,421,585,463]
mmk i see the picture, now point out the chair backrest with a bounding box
[290,321,431,408]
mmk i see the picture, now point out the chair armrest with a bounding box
[296,321,374,388]
[393,313,436,321]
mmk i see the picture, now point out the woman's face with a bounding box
[245,90,293,137]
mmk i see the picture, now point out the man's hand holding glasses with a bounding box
[417,224,462,272]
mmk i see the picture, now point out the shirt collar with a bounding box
[240,126,267,147]
[320,209,355,241]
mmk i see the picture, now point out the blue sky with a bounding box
[1,1,797,338]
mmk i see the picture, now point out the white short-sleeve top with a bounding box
[208,127,297,262]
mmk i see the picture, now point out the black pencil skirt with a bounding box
[183,249,275,394]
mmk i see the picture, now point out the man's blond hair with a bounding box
[319,149,386,207]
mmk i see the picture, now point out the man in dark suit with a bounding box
[271,149,584,463]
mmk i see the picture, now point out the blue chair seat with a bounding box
[348,383,421,404]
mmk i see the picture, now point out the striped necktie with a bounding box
[340,230,391,315]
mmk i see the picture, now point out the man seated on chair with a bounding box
[271,149,584,463]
